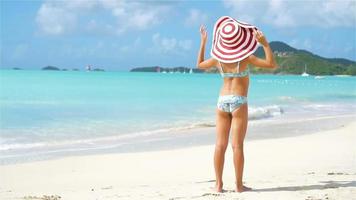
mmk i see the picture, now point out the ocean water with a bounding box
[0,70,356,163]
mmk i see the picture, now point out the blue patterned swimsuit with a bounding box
[217,61,248,113]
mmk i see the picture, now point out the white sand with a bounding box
[1,121,355,200]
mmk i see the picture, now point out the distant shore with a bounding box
[3,41,356,75]
[2,66,355,76]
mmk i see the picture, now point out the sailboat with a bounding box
[301,64,309,77]
[86,64,92,72]
[189,68,193,74]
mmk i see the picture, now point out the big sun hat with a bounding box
[211,16,259,63]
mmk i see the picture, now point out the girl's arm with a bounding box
[196,25,217,69]
[247,30,278,69]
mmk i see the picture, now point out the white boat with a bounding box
[314,76,325,79]
[301,64,309,77]
[189,68,193,74]
[86,64,92,72]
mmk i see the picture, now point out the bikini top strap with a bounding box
[218,61,224,73]
[219,61,242,74]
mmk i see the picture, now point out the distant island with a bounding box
[42,66,60,71]
[130,41,356,76]
[130,66,203,73]
[41,66,105,72]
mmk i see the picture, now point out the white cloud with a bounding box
[184,9,208,27]
[223,0,356,28]
[36,3,77,35]
[152,33,176,53]
[108,1,171,34]
[36,0,172,35]
[151,33,192,54]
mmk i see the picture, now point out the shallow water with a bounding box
[0,70,355,163]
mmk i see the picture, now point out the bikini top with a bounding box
[217,61,249,78]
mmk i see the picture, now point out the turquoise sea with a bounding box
[0,70,356,163]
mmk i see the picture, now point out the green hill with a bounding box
[252,41,356,75]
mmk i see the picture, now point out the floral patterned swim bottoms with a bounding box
[217,95,247,113]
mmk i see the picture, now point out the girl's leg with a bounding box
[214,108,232,192]
[230,103,250,192]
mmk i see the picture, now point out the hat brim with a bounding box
[210,16,259,63]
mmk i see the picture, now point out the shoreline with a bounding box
[0,118,355,199]
[1,114,355,165]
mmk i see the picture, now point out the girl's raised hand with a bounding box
[199,25,208,45]
[254,29,268,46]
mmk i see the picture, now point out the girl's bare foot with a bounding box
[214,183,223,193]
[236,185,252,193]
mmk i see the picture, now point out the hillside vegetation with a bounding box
[251,41,356,75]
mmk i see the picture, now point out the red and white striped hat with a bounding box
[211,16,259,63]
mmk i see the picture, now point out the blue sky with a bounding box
[1,0,355,71]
